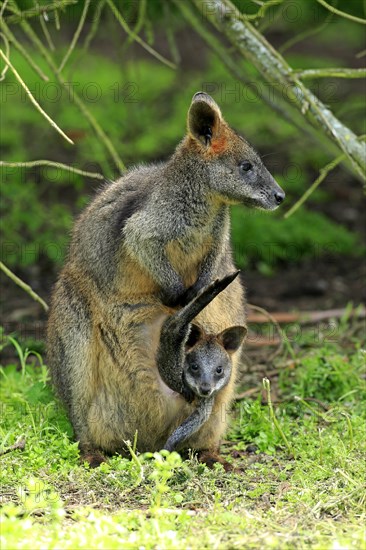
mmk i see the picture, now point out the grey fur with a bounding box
[47,92,284,463]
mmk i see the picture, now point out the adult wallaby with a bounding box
[47,92,285,466]
[157,272,246,453]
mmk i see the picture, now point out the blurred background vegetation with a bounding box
[0,0,365,317]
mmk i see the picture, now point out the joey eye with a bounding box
[216,366,223,375]
[190,364,199,372]
[240,161,253,172]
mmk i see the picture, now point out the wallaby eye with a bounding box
[240,161,253,172]
[216,366,223,375]
[190,364,199,372]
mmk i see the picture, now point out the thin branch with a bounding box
[0,160,105,180]
[37,1,56,52]
[54,7,60,30]
[0,48,73,144]
[11,0,125,172]
[4,0,77,24]
[125,0,146,49]
[0,16,49,80]
[279,8,334,54]
[0,0,9,19]
[0,438,26,456]
[247,306,366,324]
[105,0,176,70]
[294,68,366,79]
[356,49,366,59]
[58,0,90,73]
[0,31,9,80]
[164,6,181,65]
[315,0,366,25]
[0,262,49,312]
[247,303,283,361]
[284,153,345,218]
[194,0,366,181]
[242,0,284,21]
[81,0,105,55]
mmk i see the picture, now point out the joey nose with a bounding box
[274,191,285,205]
[199,385,212,397]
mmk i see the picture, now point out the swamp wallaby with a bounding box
[47,92,285,466]
[158,272,246,453]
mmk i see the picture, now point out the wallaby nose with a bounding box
[274,191,285,204]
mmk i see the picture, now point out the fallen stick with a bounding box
[0,438,26,456]
[247,306,365,325]
[246,336,282,347]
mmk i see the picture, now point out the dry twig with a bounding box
[0,438,26,456]
[0,160,105,180]
[58,0,90,72]
[0,262,49,312]
[0,48,73,144]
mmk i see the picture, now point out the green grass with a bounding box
[1,318,365,549]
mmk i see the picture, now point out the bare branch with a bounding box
[0,438,26,456]
[0,262,49,312]
[0,31,9,80]
[0,0,9,18]
[81,0,105,55]
[0,160,104,180]
[0,15,50,80]
[11,0,125,172]
[284,154,345,219]
[247,303,283,361]
[0,48,73,144]
[242,0,284,21]
[4,0,77,25]
[279,7,334,54]
[105,0,176,70]
[54,7,60,30]
[58,0,90,73]
[294,68,366,79]
[315,0,366,25]
[37,1,56,52]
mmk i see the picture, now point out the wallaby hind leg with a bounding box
[79,445,107,468]
[198,450,234,472]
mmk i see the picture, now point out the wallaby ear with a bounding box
[218,326,247,354]
[186,324,203,350]
[188,92,222,147]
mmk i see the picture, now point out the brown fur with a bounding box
[47,92,284,466]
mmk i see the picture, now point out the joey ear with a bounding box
[218,325,247,354]
[185,324,203,350]
[188,92,222,146]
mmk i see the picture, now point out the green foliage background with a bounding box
[1,3,365,548]
[1,0,365,274]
